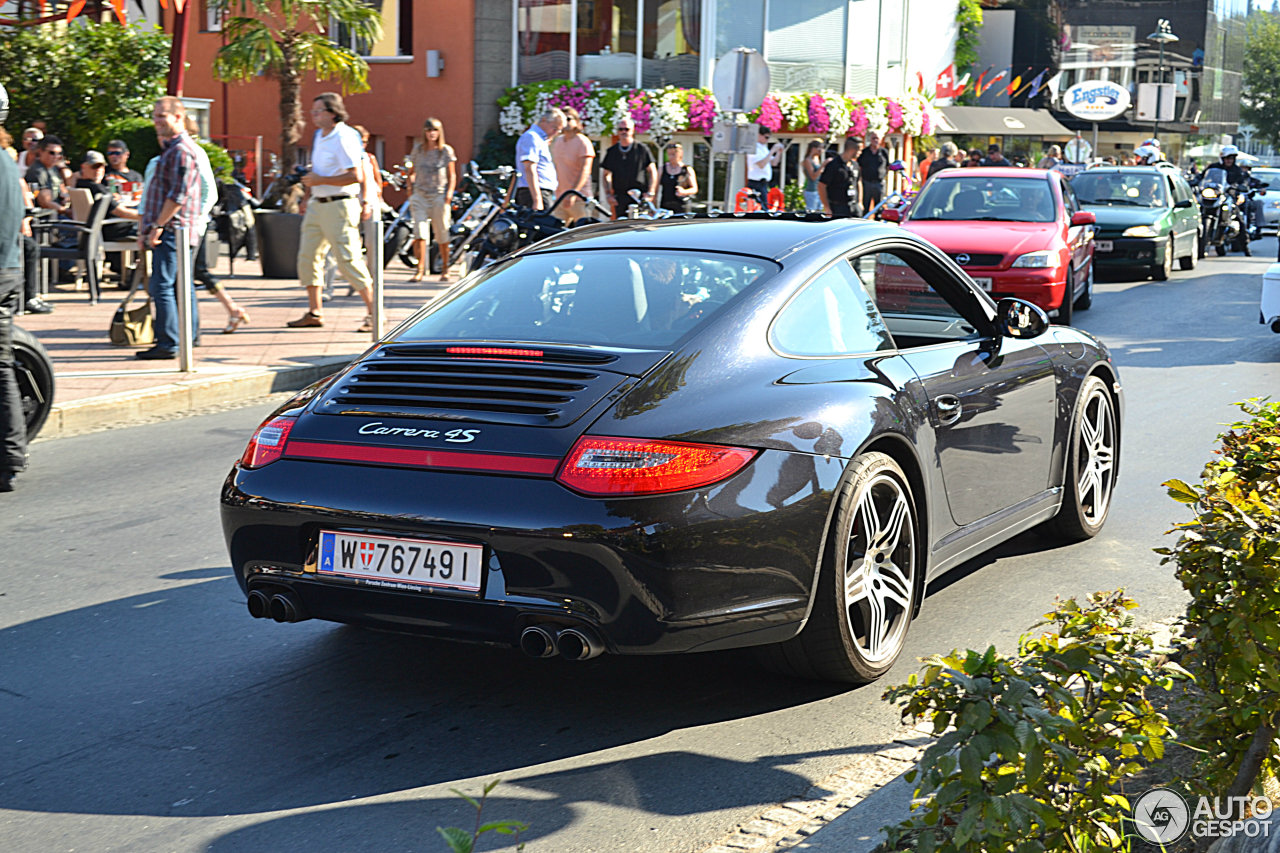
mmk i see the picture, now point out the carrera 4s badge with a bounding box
[358,422,481,444]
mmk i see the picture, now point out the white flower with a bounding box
[780,92,808,130]
[608,97,632,134]
[499,102,526,137]
[580,94,608,136]
[648,87,688,138]
[821,91,851,138]
[863,99,889,135]
[900,96,925,136]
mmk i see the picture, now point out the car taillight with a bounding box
[556,436,758,496]
[240,415,297,469]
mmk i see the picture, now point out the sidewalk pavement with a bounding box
[19,248,457,439]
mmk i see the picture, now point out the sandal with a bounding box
[223,310,250,334]
[357,314,374,333]
[286,311,324,328]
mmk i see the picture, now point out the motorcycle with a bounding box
[1197,166,1250,257]
[12,323,54,440]
[461,186,608,272]
[384,161,491,273]
[622,188,675,220]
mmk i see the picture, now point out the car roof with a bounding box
[929,167,1054,179]
[1075,166,1167,175]
[522,216,901,263]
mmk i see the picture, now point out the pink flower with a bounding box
[687,94,717,134]
[807,94,830,134]
[921,111,933,136]
[887,99,904,132]
[756,96,783,133]
[850,106,869,137]
[627,91,653,133]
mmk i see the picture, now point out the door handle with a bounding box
[935,395,962,426]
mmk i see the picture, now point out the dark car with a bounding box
[1070,166,1200,279]
[221,217,1122,684]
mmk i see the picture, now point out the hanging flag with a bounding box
[1043,71,1064,104]
[65,0,85,20]
[983,67,1010,96]
[952,73,972,98]
[111,0,127,23]
[1023,69,1048,99]
[973,67,993,96]
[935,64,956,99]
[1006,75,1022,96]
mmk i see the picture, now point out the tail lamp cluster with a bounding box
[240,417,756,496]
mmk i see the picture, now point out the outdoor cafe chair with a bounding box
[34,192,112,303]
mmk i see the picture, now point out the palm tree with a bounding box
[212,0,382,173]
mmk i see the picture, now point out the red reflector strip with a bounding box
[445,346,544,359]
[283,441,559,475]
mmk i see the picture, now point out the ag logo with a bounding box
[1132,787,1190,844]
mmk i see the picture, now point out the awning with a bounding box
[937,106,1073,138]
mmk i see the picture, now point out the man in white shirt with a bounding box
[288,92,377,331]
[746,125,782,204]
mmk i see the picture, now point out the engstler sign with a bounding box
[1062,80,1131,121]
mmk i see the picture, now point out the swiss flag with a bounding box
[935,64,956,99]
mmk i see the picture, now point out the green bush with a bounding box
[0,22,169,159]
[1160,398,1280,800]
[882,591,1185,852]
[783,180,805,211]
[437,779,526,853]
[198,140,235,183]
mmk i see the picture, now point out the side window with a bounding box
[772,260,892,356]
[852,248,981,349]
[1060,178,1079,214]
[1172,176,1191,204]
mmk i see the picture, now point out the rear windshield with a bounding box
[398,249,777,348]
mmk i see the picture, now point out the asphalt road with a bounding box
[3,240,1279,853]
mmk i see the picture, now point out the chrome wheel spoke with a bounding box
[878,562,912,609]
[863,588,887,660]
[877,496,909,553]
[845,557,870,604]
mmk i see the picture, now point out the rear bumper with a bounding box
[968,268,1067,311]
[220,449,841,655]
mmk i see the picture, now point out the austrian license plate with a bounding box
[1095,240,1113,252]
[971,276,993,291]
[317,530,483,594]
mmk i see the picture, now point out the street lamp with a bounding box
[1146,18,1179,140]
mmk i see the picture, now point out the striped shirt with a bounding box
[140,132,203,247]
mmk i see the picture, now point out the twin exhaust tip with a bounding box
[519,624,604,661]
[246,589,308,623]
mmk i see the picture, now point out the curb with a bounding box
[40,356,354,440]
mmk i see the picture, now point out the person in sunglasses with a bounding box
[104,139,143,189]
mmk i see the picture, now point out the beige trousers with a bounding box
[297,197,372,292]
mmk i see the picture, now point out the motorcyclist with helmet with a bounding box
[1213,144,1267,241]
[0,82,28,491]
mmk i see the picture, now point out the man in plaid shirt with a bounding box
[136,96,202,360]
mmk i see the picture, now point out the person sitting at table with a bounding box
[104,139,143,190]
[25,135,69,216]
[74,150,139,241]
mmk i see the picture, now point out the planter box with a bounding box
[255,210,303,279]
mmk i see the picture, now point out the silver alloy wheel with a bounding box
[1075,387,1116,527]
[845,473,915,663]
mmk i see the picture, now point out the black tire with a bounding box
[383,223,414,269]
[1074,261,1093,311]
[1214,241,1227,257]
[1152,237,1172,280]
[1056,268,1075,325]
[1042,375,1116,543]
[1179,231,1198,270]
[12,325,55,441]
[755,452,918,683]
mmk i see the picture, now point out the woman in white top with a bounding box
[406,118,456,282]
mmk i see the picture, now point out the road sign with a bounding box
[1135,83,1176,122]
[710,120,757,154]
[1062,80,1131,121]
[712,47,770,114]
[1064,136,1092,163]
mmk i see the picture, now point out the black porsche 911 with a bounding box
[221,216,1121,684]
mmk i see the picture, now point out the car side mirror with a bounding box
[880,208,902,223]
[1174,198,1194,209]
[1070,210,1096,226]
[996,298,1049,339]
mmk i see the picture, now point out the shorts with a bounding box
[409,195,451,242]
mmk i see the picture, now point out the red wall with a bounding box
[178,0,476,183]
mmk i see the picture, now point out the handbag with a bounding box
[109,284,154,347]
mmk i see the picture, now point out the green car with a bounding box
[1069,166,1200,280]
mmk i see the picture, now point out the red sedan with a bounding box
[882,168,1096,324]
